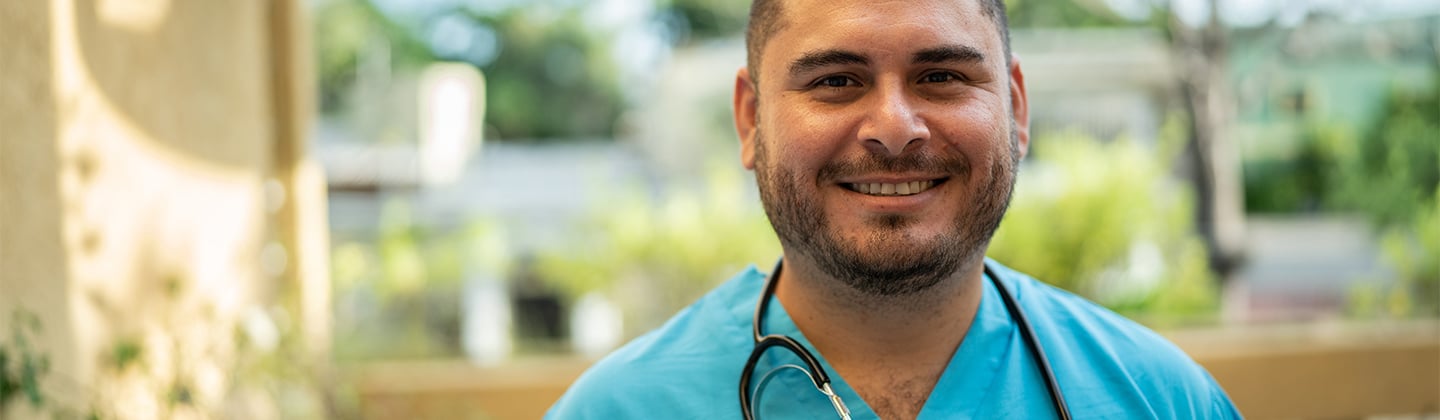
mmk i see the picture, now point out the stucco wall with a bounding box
[0,1,322,418]
[0,2,73,415]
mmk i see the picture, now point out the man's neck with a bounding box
[772,253,987,418]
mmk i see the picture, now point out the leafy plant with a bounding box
[1348,184,1440,318]
[1330,78,1440,228]
[989,125,1219,326]
[1334,78,1440,318]
[534,162,780,334]
[312,0,435,116]
[330,199,511,360]
[0,309,50,412]
[1242,122,1353,213]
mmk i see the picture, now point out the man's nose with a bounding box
[857,81,929,156]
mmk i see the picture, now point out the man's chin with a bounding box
[811,239,965,296]
[830,259,954,296]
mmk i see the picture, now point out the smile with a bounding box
[842,179,943,196]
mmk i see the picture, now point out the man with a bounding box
[548,0,1240,418]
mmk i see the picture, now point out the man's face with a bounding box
[734,0,1030,295]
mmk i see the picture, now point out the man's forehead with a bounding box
[762,0,1000,67]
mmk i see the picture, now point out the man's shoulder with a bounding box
[991,260,1194,363]
[545,267,764,419]
[545,327,740,418]
[991,260,1241,418]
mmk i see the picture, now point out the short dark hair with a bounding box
[745,0,1011,83]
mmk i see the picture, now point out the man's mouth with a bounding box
[842,179,944,196]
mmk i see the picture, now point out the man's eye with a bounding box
[814,75,855,88]
[921,72,964,83]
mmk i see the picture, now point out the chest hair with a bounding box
[853,373,938,420]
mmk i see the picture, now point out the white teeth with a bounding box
[848,180,936,196]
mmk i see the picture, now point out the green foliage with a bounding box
[1242,123,1352,213]
[657,0,749,42]
[330,200,510,360]
[534,162,780,332]
[375,199,430,296]
[312,0,435,115]
[227,306,347,419]
[0,310,107,419]
[1245,88,1439,221]
[1322,78,1440,318]
[0,310,49,411]
[459,9,626,140]
[1330,78,1440,228]
[1348,185,1440,318]
[354,199,510,296]
[1239,76,1438,318]
[165,383,193,407]
[1244,122,1330,211]
[106,338,143,372]
[312,0,629,140]
[989,128,1219,325]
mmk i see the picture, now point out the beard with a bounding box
[754,126,1020,297]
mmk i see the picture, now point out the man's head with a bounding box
[733,0,1029,296]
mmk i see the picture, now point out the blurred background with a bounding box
[1,0,1436,418]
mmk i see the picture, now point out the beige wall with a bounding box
[0,1,324,418]
[1,2,73,416]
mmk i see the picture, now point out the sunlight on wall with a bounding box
[0,0,319,418]
[97,0,170,32]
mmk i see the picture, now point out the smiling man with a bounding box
[547,0,1240,418]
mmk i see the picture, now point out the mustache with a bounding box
[816,150,970,183]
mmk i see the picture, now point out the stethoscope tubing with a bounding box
[989,262,1072,420]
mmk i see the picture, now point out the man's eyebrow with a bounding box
[787,50,868,77]
[913,45,985,65]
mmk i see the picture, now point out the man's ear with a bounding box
[734,67,759,170]
[1008,54,1031,160]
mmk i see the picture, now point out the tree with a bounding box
[312,0,434,116]
[1008,0,1249,283]
[1158,0,1249,283]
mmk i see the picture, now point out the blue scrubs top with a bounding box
[547,259,1241,419]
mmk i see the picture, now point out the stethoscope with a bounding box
[739,259,1072,420]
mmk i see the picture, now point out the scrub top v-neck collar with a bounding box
[742,270,1016,419]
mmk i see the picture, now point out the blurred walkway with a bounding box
[1229,215,1392,322]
